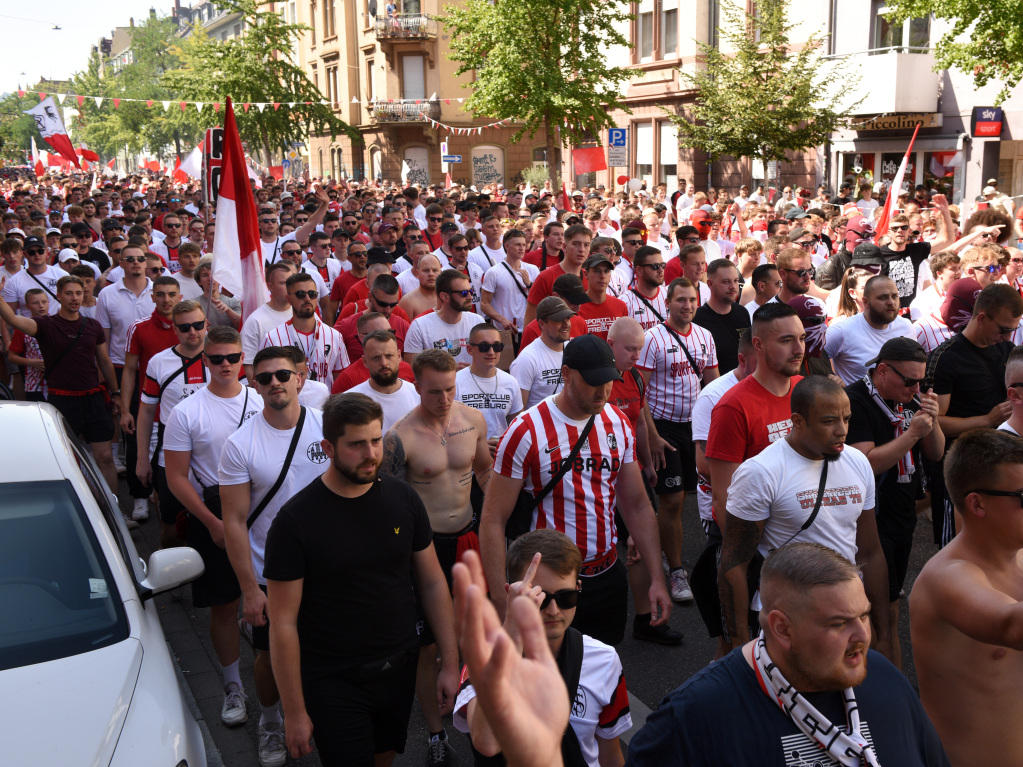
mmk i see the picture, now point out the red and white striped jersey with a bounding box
[637,322,718,422]
[140,347,209,426]
[494,399,636,562]
[913,312,953,354]
[621,286,668,331]
[261,317,350,384]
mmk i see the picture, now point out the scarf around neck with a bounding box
[862,372,914,482]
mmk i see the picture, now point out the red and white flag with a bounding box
[78,144,100,162]
[24,97,79,168]
[874,123,921,244]
[561,181,572,212]
[30,136,44,177]
[179,144,203,179]
[212,98,268,322]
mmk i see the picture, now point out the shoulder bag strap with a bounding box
[237,388,250,428]
[779,461,830,548]
[529,414,596,511]
[557,627,587,767]
[660,322,702,379]
[630,288,665,323]
[27,270,59,302]
[629,367,645,399]
[44,318,86,378]
[247,406,306,530]
[501,261,530,299]
[155,353,204,403]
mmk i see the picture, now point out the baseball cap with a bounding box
[866,337,928,368]
[70,222,92,237]
[23,236,44,250]
[583,253,614,270]
[987,178,998,185]
[45,227,62,236]
[983,186,996,196]
[535,296,576,322]
[378,222,397,234]
[58,248,80,264]
[562,335,622,386]
[281,191,294,200]
[440,222,460,235]
[784,207,808,220]
[788,227,812,243]
[552,274,591,305]
[7,228,26,238]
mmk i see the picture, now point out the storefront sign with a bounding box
[972,106,1003,137]
[851,113,943,132]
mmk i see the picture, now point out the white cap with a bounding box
[132,191,145,198]
[58,248,80,263]
[46,227,61,235]
[983,185,996,195]
[7,228,25,237]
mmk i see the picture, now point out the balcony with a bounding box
[371,100,441,124]
[826,47,939,116]
[375,14,437,41]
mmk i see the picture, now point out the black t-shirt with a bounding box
[81,246,111,273]
[927,333,1011,428]
[880,242,930,309]
[628,648,950,766]
[846,378,922,530]
[262,474,433,677]
[829,195,852,205]
[693,302,751,375]
[34,314,105,391]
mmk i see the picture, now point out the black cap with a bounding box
[852,242,882,260]
[366,247,394,266]
[552,273,591,305]
[563,335,622,386]
[23,236,45,250]
[440,222,460,235]
[69,222,92,236]
[583,253,614,270]
[866,337,928,368]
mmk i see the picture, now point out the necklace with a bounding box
[470,370,498,399]
[421,411,451,446]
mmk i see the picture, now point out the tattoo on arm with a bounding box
[718,516,763,641]
[381,433,407,482]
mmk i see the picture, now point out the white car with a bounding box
[0,402,208,767]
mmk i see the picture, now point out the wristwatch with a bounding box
[111,390,121,397]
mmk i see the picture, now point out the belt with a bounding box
[579,547,617,577]
[48,386,103,397]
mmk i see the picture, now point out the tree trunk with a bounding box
[543,113,559,190]
[260,123,273,168]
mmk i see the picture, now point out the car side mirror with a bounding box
[140,547,205,599]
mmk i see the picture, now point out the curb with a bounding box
[168,637,225,767]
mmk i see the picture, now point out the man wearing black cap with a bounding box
[71,222,111,272]
[6,236,63,317]
[481,334,672,645]
[846,337,944,668]
[510,296,573,409]
[518,273,589,349]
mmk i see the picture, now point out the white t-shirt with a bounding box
[348,379,420,434]
[728,438,875,584]
[240,302,293,361]
[218,407,327,585]
[621,286,668,331]
[468,243,505,272]
[404,310,486,366]
[481,260,539,331]
[261,232,298,267]
[909,285,943,322]
[139,347,209,432]
[856,198,880,218]
[162,386,261,489]
[303,259,343,293]
[298,379,330,410]
[456,366,523,439]
[510,340,563,409]
[170,271,204,301]
[691,370,739,522]
[823,312,914,384]
[4,266,64,317]
[454,634,632,767]
[396,266,423,295]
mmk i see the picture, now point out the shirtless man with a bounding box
[911,427,1023,767]
[381,348,493,762]
[399,252,442,320]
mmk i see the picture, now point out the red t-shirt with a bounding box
[526,263,587,307]
[524,246,561,271]
[577,295,627,340]
[704,374,802,463]
[335,310,410,360]
[519,315,587,349]
[609,369,644,430]
[337,300,410,323]
[331,271,363,303]
[331,357,415,393]
[422,229,445,252]
[126,312,178,396]
[343,279,403,309]
[663,255,684,285]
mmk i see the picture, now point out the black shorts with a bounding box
[251,584,271,651]
[572,556,628,646]
[877,513,917,602]
[156,465,186,525]
[48,392,115,444]
[303,650,419,766]
[187,492,242,609]
[418,518,480,646]
[653,419,696,495]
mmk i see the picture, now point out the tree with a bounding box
[162,0,357,164]
[668,0,862,192]
[0,92,40,165]
[884,0,1023,105]
[443,0,633,185]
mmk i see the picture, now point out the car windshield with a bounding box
[0,480,128,670]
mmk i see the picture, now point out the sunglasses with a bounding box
[282,249,304,256]
[407,234,423,241]
[452,245,469,252]
[372,293,399,308]
[206,352,242,365]
[427,216,443,222]
[970,264,1001,274]
[682,237,701,244]
[164,222,181,228]
[781,267,815,278]
[623,239,643,246]
[910,230,921,237]
[259,218,277,224]
[122,255,147,263]
[882,363,925,387]
[445,289,471,297]
[889,224,910,232]
[292,290,319,299]
[111,248,125,255]
[962,489,1023,508]
[539,588,580,611]
[175,320,206,333]
[25,248,45,256]
[471,341,505,353]
[641,262,665,270]
[254,368,296,385]
[795,240,815,248]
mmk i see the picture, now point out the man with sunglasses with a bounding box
[299,233,339,316]
[336,272,410,361]
[220,346,327,767]
[456,323,522,453]
[879,205,957,313]
[262,272,349,385]
[846,337,944,669]
[242,262,297,381]
[6,236,63,318]
[622,245,668,332]
[328,243,370,321]
[149,213,184,271]
[404,269,486,367]
[341,211,369,245]
[261,184,331,268]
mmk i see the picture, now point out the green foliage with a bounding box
[669,0,861,184]
[443,0,633,182]
[884,0,1023,104]
[0,91,40,165]
[519,165,557,190]
[161,0,357,161]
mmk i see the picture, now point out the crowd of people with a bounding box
[2,167,1023,767]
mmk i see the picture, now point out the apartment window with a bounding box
[636,0,654,63]
[323,0,336,37]
[367,59,376,102]
[872,2,930,52]
[309,0,316,43]
[660,0,678,58]
[402,55,426,100]
[659,121,678,190]
[371,148,382,181]
[318,148,324,177]
[533,148,547,168]
[233,23,241,37]
[331,67,339,106]
[635,123,653,188]
[220,31,227,41]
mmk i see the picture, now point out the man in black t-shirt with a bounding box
[69,222,112,272]
[927,283,1023,546]
[847,337,945,670]
[828,182,853,206]
[693,259,750,374]
[264,393,459,767]
[880,202,955,312]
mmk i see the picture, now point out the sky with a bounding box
[0,3,169,95]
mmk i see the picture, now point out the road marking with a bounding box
[621,692,653,745]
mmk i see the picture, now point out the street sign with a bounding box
[608,128,627,166]
[282,159,291,168]
[442,155,462,164]
[203,127,224,208]
[440,141,449,156]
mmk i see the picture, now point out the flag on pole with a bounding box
[874,123,921,244]
[24,96,79,168]
[31,136,44,177]
[561,181,572,212]
[78,144,100,162]
[212,97,268,322]
[179,145,203,179]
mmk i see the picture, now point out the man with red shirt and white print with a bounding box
[480,334,672,647]
[622,246,668,331]
[637,277,719,604]
[524,224,591,327]
[262,272,349,384]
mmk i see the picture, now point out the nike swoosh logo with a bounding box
[544,446,559,454]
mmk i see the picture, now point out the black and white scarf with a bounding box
[862,373,914,483]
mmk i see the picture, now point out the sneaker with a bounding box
[633,619,683,645]
[220,685,248,727]
[426,734,455,766]
[258,721,287,767]
[131,497,149,521]
[122,514,140,531]
[669,568,694,602]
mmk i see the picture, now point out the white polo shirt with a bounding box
[95,278,155,365]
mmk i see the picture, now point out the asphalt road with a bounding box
[127,486,935,766]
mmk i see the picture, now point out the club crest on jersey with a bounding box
[324,344,331,355]
[606,433,618,451]
[306,442,328,464]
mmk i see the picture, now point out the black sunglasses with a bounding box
[428,216,443,222]
[282,249,304,256]
[539,588,580,611]
[259,218,277,224]
[882,362,925,387]
[122,255,147,263]
[254,369,296,385]
[175,320,206,333]
[445,289,471,297]
[292,290,319,300]
[372,293,399,308]
[889,224,909,232]
[206,352,242,365]
[963,489,1023,508]
[641,262,665,271]
[25,248,45,256]
[781,267,815,279]
[471,341,505,353]
[623,239,643,246]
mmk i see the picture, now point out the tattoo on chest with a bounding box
[448,425,475,437]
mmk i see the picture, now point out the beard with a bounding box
[332,453,380,485]
[867,306,895,326]
[370,366,399,387]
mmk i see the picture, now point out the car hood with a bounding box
[2,638,141,767]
